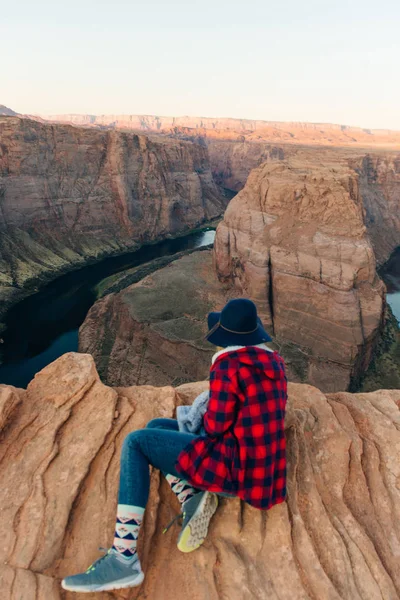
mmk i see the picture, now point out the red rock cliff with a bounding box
[0,116,227,315]
[214,150,391,391]
[355,154,400,265]
[37,112,400,198]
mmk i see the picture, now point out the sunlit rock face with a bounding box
[213,150,396,391]
[0,352,399,599]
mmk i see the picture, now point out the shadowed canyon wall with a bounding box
[0,352,399,600]
[0,116,227,316]
[355,154,400,265]
[207,141,287,192]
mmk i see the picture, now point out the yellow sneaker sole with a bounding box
[177,492,218,553]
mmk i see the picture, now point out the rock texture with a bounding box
[9,110,400,198]
[79,250,236,387]
[214,150,392,391]
[0,116,227,316]
[355,154,400,265]
[36,113,400,195]
[207,140,287,192]
[0,352,400,600]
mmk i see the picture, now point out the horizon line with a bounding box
[35,112,400,135]
[2,103,400,134]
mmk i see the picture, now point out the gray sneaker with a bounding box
[177,491,218,553]
[61,549,144,593]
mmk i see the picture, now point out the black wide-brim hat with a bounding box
[206,298,272,348]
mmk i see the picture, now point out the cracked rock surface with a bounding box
[0,352,399,599]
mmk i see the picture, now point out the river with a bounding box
[0,230,215,388]
[0,237,398,389]
[382,247,400,323]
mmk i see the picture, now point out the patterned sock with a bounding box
[166,474,199,505]
[112,504,145,560]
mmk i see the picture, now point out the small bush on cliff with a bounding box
[355,307,400,392]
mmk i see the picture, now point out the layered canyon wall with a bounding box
[207,140,287,192]
[0,352,399,600]
[36,111,400,202]
[355,154,400,265]
[213,150,400,391]
[0,116,227,316]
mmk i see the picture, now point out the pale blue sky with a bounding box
[2,0,400,129]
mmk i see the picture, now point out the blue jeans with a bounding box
[118,418,197,508]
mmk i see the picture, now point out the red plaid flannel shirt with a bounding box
[175,347,287,510]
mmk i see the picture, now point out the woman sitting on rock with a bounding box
[62,298,288,593]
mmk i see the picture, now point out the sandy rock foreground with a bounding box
[0,353,399,600]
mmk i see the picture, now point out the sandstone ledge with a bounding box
[0,352,399,599]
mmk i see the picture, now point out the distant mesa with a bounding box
[34,112,400,149]
[3,107,400,150]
